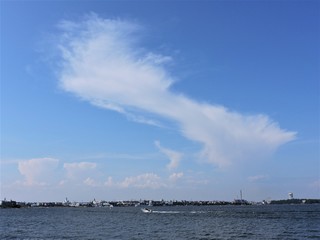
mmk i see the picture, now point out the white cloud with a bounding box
[104,176,114,187]
[63,162,96,179]
[18,158,59,186]
[155,141,182,170]
[169,172,184,181]
[105,173,186,188]
[119,173,165,189]
[248,175,268,182]
[83,177,98,186]
[56,14,296,167]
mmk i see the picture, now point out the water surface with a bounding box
[1,204,319,239]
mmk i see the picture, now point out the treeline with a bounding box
[270,199,320,204]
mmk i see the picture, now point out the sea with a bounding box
[1,204,319,239]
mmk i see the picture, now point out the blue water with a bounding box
[1,204,320,239]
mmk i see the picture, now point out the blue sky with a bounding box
[1,0,319,202]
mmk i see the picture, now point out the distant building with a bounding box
[288,192,294,200]
[1,199,21,208]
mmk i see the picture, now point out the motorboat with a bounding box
[141,208,152,213]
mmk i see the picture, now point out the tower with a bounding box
[288,192,294,200]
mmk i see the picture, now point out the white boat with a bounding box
[141,208,152,213]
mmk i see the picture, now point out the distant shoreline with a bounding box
[1,198,320,208]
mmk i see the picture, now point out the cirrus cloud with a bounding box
[55,14,296,167]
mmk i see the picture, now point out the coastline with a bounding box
[1,198,320,209]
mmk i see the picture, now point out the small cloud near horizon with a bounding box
[248,175,268,182]
[18,158,59,186]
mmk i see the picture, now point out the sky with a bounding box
[1,0,319,202]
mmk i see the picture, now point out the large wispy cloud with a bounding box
[56,14,296,167]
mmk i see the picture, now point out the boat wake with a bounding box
[152,210,180,214]
[141,209,211,214]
